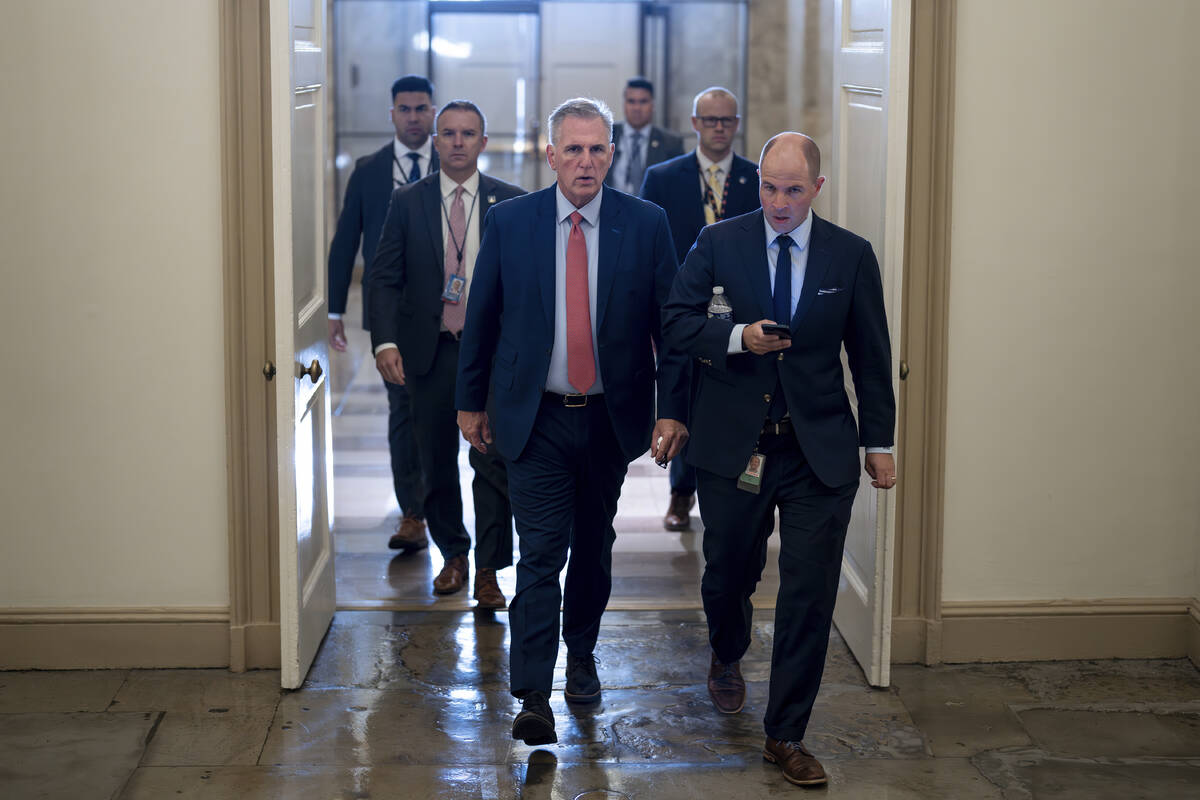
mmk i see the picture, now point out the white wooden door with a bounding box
[272,0,335,689]
[829,0,910,688]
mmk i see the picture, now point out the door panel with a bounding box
[275,0,336,690]
[829,0,908,689]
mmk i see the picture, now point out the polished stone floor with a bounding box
[3,615,1200,798]
[5,296,1198,798]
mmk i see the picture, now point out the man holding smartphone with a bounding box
[662,132,896,788]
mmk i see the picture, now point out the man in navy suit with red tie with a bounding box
[663,133,896,787]
[456,98,689,746]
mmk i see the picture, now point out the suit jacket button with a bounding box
[763,394,771,403]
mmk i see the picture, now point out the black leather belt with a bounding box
[439,330,462,342]
[761,417,792,436]
[544,392,597,408]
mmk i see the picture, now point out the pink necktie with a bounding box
[566,211,596,393]
[442,186,467,333]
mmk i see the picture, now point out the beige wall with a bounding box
[942,0,1200,601]
[0,2,228,607]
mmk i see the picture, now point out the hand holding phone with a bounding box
[760,322,792,339]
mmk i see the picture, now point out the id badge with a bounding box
[441,274,465,304]
[736,451,765,494]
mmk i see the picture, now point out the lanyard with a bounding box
[439,187,479,274]
[699,164,733,221]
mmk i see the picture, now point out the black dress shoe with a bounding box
[512,691,557,745]
[564,652,601,704]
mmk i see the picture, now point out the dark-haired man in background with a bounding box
[606,77,683,195]
[327,75,438,551]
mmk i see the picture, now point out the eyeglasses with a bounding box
[697,115,739,128]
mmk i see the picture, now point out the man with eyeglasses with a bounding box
[605,77,684,195]
[327,74,438,552]
[640,86,760,533]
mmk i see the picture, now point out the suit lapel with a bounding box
[742,211,773,319]
[535,187,557,337]
[647,127,663,166]
[373,144,394,209]
[421,177,444,270]
[596,189,624,332]
[728,157,760,216]
[791,214,833,330]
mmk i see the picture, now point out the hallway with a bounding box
[6,313,1200,797]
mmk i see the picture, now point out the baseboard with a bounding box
[229,621,281,671]
[1188,599,1200,669]
[0,607,231,669]
[938,597,1197,663]
[891,615,943,664]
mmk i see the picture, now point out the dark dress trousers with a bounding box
[456,186,688,696]
[367,172,525,567]
[662,209,894,741]
[327,142,439,520]
[604,122,685,188]
[640,150,761,494]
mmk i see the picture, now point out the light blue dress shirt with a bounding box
[546,185,605,395]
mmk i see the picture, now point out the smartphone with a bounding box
[761,323,792,338]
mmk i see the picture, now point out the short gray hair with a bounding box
[691,86,739,116]
[547,97,614,146]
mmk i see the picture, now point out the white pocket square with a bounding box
[817,287,844,295]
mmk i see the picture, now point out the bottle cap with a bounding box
[713,286,725,294]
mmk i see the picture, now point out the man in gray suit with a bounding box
[606,77,684,195]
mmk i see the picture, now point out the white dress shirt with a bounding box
[374,171,481,355]
[545,185,605,395]
[392,136,433,186]
[611,122,652,194]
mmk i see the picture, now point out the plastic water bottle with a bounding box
[707,285,733,321]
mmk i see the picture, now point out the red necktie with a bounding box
[442,186,467,333]
[566,211,596,393]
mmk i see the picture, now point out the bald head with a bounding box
[758,132,826,233]
[760,132,821,182]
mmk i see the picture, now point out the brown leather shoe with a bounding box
[707,652,745,714]
[763,737,827,786]
[388,514,428,552]
[433,554,469,595]
[473,567,506,609]
[663,492,695,531]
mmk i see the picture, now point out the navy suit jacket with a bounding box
[662,210,895,487]
[365,172,525,377]
[455,186,688,463]
[639,151,760,265]
[328,142,439,329]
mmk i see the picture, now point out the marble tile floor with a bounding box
[3,614,1199,799]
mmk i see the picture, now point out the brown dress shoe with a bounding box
[433,554,469,595]
[707,652,745,714]
[473,567,507,609]
[663,492,695,531]
[388,514,428,552]
[763,737,827,786]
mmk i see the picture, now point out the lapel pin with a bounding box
[651,140,659,148]
[738,176,747,184]
[487,194,496,203]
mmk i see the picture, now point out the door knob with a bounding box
[299,359,323,383]
[899,360,909,380]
